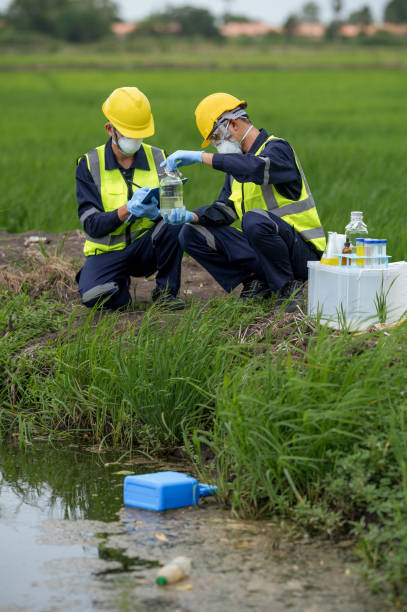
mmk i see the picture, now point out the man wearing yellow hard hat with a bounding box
[161,93,325,310]
[75,87,184,310]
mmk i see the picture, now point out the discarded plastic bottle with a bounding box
[159,168,183,218]
[156,556,191,585]
[345,211,368,248]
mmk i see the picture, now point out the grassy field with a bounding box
[1,40,407,68]
[1,65,406,262]
[1,55,407,604]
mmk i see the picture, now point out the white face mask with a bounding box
[215,139,241,154]
[112,128,143,156]
[213,122,253,155]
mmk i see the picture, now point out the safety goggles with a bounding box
[209,106,249,143]
[209,120,231,144]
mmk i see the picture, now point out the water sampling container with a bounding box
[307,261,407,330]
[123,471,218,511]
[159,169,183,217]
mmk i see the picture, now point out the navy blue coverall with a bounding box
[179,129,322,293]
[76,139,183,309]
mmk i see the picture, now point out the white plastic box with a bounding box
[307,261,407,330]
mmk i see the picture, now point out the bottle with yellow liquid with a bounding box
[356,238,365,267]
[321,231,339,266]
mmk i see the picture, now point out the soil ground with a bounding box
[0,230,226,306]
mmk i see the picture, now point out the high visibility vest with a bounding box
[229,136,326,252]
[79,143,166,257]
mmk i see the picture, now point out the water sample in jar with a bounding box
[345,211,368,248]
[364,238,374,268]
[320,231,339,266]
[159,168,183,218]
[377,239,388,268]
[356,238,365,267]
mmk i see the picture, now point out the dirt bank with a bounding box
[0,230,225,306]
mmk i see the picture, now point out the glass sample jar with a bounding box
[320,231,339,266]
[377,239,388,268]
[356,238,365,267]
[345,211,368,248]
[159,169,183,217]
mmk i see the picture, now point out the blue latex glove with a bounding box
[163,206,195,225]
[127,187,159,220]
[160,150,203,172]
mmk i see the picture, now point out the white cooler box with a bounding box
[307,261,407,330]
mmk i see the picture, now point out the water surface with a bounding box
[0,440,387,611]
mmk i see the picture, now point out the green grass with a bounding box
[1,67,406,262]
[0,40,406,68]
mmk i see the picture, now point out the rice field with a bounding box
[1,66,407,262]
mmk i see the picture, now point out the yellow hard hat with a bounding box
[195,93,246,148]
[102,87,154,138]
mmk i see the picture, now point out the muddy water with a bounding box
[0,441,386,611]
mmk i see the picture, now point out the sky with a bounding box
[0,0,389,25]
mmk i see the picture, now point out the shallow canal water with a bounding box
[0,440,387,611]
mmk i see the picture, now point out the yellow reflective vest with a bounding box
[79,143,166,257]
[229,136,326,253]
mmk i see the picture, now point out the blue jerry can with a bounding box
[123,470,218,511]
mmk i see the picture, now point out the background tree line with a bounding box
[0,0,406,43]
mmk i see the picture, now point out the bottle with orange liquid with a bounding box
[341,237,352,266]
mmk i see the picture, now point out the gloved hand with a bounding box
[163,206,195,225]
[160,150,203,172]
[127,187,160,220]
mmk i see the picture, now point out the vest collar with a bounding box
[104,138,150,171]
[247,128,269,154]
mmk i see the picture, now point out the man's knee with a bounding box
[179,223,216,253]
[242,209,279,240]
[80,281,130,310]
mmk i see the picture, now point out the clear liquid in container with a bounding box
[345,211,368,248]
[160,169,183,217]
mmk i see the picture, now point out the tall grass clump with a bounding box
[192,317,407,603]
[3,298,264,448]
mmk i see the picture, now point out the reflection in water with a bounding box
[0,440,132,521]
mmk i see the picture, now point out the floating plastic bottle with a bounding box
[159,168,183,217]
[345,211,368,248]
[157,556,191,585]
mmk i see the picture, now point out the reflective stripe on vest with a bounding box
[81,144,166,256]
[229,136,326,252]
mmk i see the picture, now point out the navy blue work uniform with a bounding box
[76,139,183,309]
[178,129,322,293]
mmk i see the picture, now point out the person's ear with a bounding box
[105,122,114,137]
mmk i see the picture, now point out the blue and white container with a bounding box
[123,471,218,511]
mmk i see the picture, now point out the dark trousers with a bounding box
[178,209,321,293]
[77,221,183,310]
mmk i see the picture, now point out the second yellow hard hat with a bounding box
[102,87,154,138]
[195,92,246,148]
